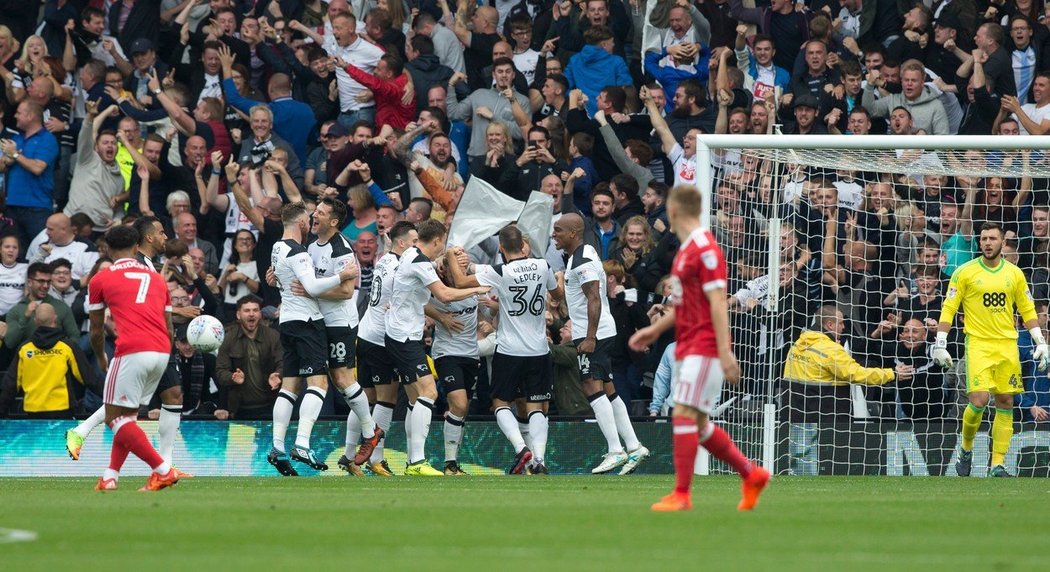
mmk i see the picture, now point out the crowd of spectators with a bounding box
[0,0,1048,425]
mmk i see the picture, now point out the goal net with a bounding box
[695,134,1050,477]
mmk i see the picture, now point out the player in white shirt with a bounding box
[269,202,358,475]
[552,213,650,475]
[307,198,383,475]
[447,225,560,474]
[428,264,480,476]
[355,221,418,476]
[385,220,490,476]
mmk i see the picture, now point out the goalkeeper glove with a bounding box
[932,332,953,369]
[1031,327,1049,371]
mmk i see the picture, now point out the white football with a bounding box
[187,315,225,353]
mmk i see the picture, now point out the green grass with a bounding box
[2,476,1048,571]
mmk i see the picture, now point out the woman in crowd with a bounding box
[540,115,570,164]
[469,121,513,186]
[217,229,261,319]
[342,185,378,242]
[612,215,656,279]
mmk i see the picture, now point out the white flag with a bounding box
[516,191,554,255]
[447,177,524,251]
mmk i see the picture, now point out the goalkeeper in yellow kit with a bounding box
[935,222,1049,477]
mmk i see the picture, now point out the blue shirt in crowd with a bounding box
[7,129,59,209]
[222,78,316,162]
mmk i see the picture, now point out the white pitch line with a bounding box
[0,528,38,544]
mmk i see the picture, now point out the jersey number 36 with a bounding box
[507,285,544,316]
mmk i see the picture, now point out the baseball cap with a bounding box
[129,38,155,55]
[326,122,350,138]
[793,93,820,110]
[935,13,962,31]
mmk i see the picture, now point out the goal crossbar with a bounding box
[695,134,1050,151]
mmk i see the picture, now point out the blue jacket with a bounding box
[223,78,316,162]
[1018,330,1050,421]
[565,45,632,116]
[568,156,599,216]
[650,342,676,414]
[741,49,792,92]
[644,48,711,114]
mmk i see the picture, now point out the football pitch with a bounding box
[2,476,1046,571]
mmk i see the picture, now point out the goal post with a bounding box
[695,133,1050,477]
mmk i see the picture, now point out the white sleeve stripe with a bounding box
[702,280,727,292]
[87,302,105,311]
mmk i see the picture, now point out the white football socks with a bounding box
[588,393,623,453]
[444,413,465,462]
[294,387,326,450]
[342,383,375,438]
[609,394,641,451]
[408,397,434,464]
[519,417,534,452]
[495,407,526,453]
[370,402,394,464]
[74,406,106,439]
[344,410,361,459]
[528,410,549,464]
[272,390,297,453]
[158,404,182,464]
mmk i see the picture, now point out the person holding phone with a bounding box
[496,125,568,201]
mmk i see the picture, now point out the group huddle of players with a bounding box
[268,198,651,477]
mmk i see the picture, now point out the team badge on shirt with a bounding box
[701,251,718,270]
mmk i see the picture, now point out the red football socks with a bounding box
[701,423,753,479]
[672,417,699,494]
[112,419,165,471]
[108,440,130,472]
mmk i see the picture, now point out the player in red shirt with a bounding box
[87,225,180,492]
[630,185,770,512]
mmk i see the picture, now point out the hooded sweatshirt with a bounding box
[406,54,456,112]
[0,326,95,415]
[861,85,951,135]
[564,45,633,116]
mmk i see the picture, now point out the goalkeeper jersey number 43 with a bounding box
[939,257,1037,340]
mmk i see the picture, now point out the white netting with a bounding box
[741,147,1050,179]
[700,137,1050,477]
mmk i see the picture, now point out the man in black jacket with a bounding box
[610,174,645,225]
[895,318,945,420]
[497,125,568,201]
[406,35,465,113]
[108,0,161,53]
